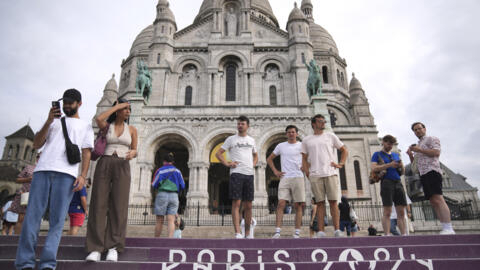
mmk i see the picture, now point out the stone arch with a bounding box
[140,126,198,163]
[173,55,207,73]
[327,103,354,125]
[256,55,290,73]
[214,51,249,69]
[200,128,237,162]
[215,0,247,9]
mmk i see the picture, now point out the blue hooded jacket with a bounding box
[151,164,185,192]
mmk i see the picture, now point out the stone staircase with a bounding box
[1,234,479,269]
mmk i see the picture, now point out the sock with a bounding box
[295,229,300,235]
[275,227,281,234]
[442,223,453,231]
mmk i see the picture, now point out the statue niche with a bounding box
[225,7,237,37]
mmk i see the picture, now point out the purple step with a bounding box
[2,234,480,248]
[1,259,480,270]
[1,244,479,262]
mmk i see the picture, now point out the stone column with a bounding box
[311,96,332,132]
[186,162,209,207]
[254,162,269,206]
[243,72,249,105]
[131,162,154,204]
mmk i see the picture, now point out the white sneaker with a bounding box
[86,251,101,262]
[293,233,300,239]
[246,233,254,239]
[439,229,456,235]
[334,230,344,237]
[272,232,281,239]
[235,233,244,239]
[106,248,118,262]
[315,231,326,238]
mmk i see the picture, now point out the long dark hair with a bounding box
[107,98,130,124]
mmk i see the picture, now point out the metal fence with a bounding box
[127,201,480,226]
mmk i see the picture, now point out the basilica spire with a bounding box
[301,0,314,21]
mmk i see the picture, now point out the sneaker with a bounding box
[235,233,244,239]
[439,229,455,235]
[272,232,281,239]
[315,231,326,238]
[293,233,300,239]
[86,251,101,262]
[246,233,254,239]
[334,230,344,237]
[106,248,118,262]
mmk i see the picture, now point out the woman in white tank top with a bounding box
[85,98,138,262]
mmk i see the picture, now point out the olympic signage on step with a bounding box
[161,248,434,270]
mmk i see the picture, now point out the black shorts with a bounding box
[420,170,443,200]
[380,179,407,207]
[229,173,254,201]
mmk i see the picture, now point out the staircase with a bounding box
[1,234,479,269]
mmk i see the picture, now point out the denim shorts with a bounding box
[154,191,179,216]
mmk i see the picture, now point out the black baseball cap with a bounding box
[61,88,82,102]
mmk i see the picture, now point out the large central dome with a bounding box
[195,0,278,26]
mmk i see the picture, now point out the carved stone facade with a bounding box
[92,0,384,207]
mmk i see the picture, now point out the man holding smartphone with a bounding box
[15,89,94,270]
[408,122,454,235]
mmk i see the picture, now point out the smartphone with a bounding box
[52,101,61,118]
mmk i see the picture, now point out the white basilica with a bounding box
[92,0,384,210]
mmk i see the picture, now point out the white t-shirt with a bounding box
[34,117,94,178]
[301,132,344,177]
[221,134,257,176]
[272,141,303,178]
[2,201,18,222]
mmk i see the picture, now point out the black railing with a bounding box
[127,201,480,226]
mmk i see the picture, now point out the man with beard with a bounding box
[371,135,407,236]
[408,122,454,235]
[15,89,94,270]
[301,114,348,238]
[216,116,258,239]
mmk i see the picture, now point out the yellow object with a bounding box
[210,143,230,163]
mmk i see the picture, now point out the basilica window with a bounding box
[185,86,193,106]
[341,72,345,88]
[161,25,165,33]
[298,25,302,33]
[338,151,347,190]
[23,146,30,160]
[15,145,20,159]
[354,160,363,190]
[157,53,161,64]
[225,63,236,101]
[269,86,277,106]
[337,69,341,87]
[7,145,12,159]
[30,149,35,162]
[322,66,329,84]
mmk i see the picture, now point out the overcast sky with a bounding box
[0,0,479,194]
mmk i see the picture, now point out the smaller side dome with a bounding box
[105,74,118,92]
[154,0,177,29]
[349,73,363,90]
[288,2,307,23]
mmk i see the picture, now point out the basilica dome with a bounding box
[309,23,339,55]
[130,25,154,55]
[195,0,278,26]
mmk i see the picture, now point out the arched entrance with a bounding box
[153,142,190,214]
[207,134,233,214]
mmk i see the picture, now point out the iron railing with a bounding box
[127,201,480,226]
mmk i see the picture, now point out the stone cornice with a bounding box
[253,47,288,53]
[142,115,312,123]
[173,47,208,53]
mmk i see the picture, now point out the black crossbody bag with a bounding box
[61,117,81,164]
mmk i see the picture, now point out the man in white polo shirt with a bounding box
[267,125,305,238]
[302,114,348,238]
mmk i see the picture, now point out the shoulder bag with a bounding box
[91,123,110,161]
[61,117,81,164]
[369,152,386,184]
